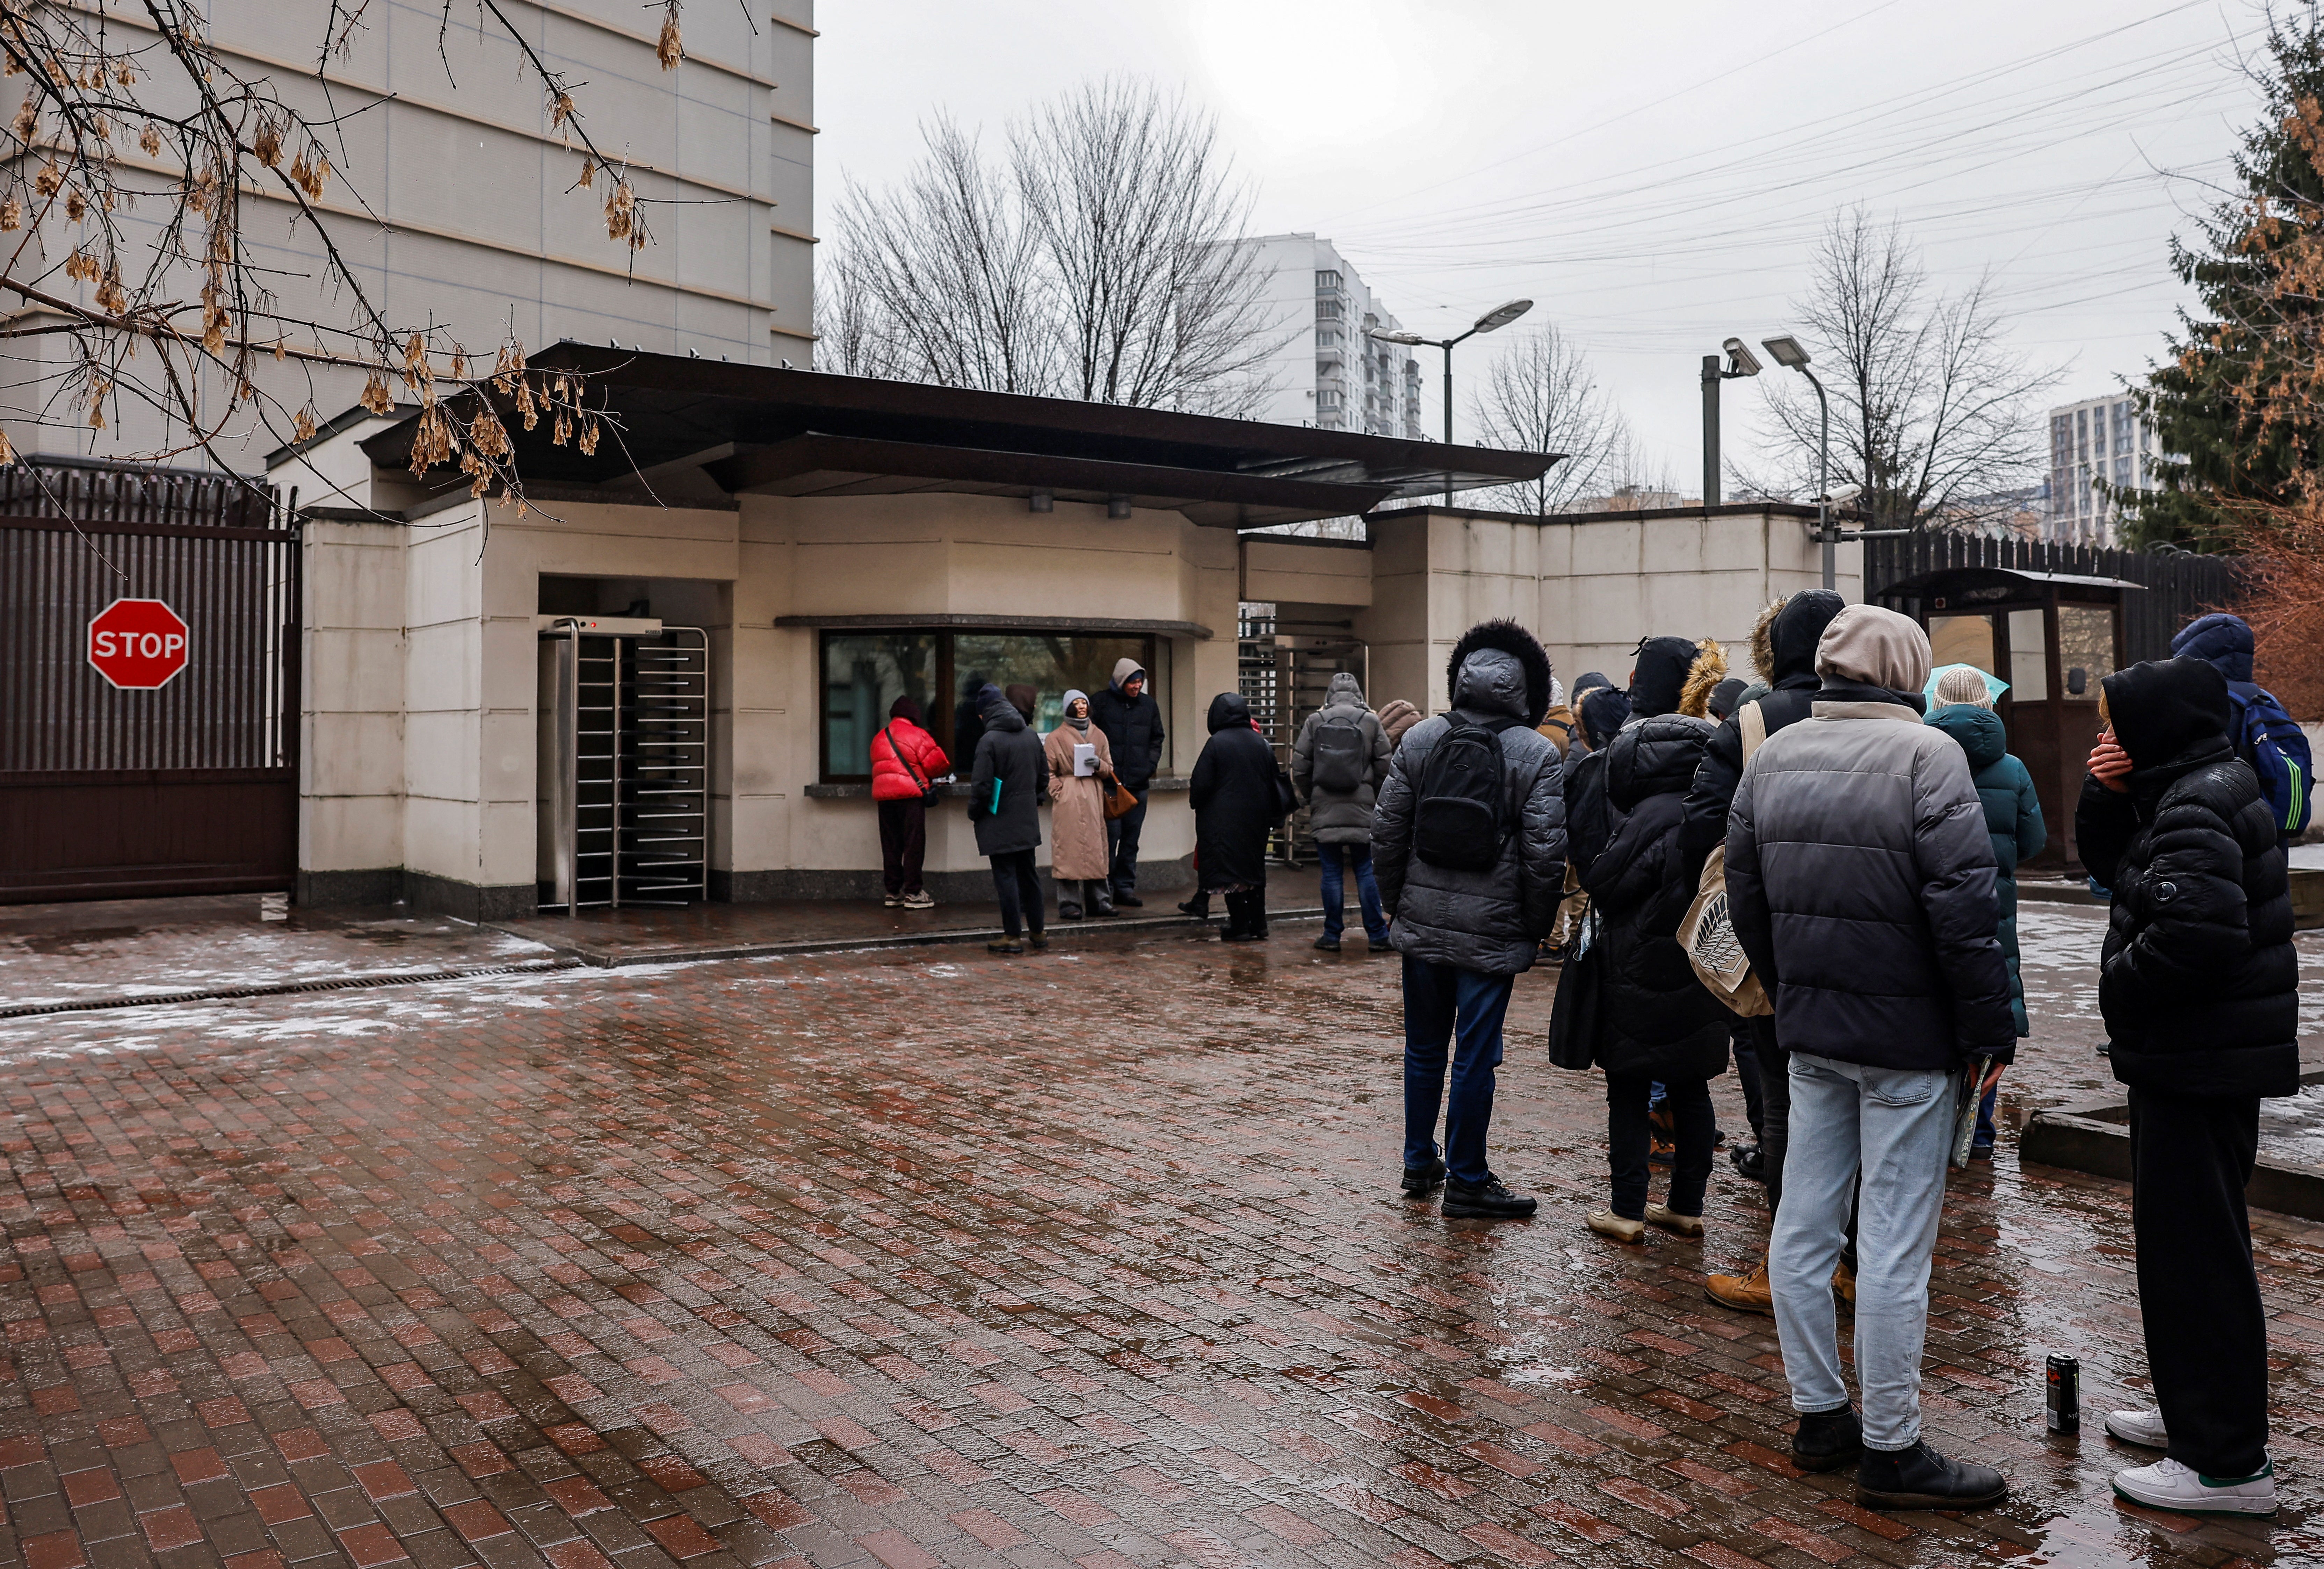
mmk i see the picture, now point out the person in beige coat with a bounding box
[1045,690,1117,919]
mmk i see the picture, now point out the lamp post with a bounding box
[1760,335,1835,591]
[1369,297,1532,505]
[1702,337,1763,508]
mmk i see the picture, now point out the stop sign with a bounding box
[87,598,190,690]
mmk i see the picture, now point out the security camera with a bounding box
[1722,338,1763,377]
[1819,482,1865,507]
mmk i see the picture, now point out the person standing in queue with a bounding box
[868,696,948,910]
[1292,671,1394,954]
[1189,692,1282,941]
[967,683,1048,956]
[1091,658,1166,906]
[1044,690,1117,921]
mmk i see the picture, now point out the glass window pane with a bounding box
[1929,614,1994,675]
[2007,609,2048,702]
[951,634,1156,736]
[823,633,938,778]
[2056,604,2114,701]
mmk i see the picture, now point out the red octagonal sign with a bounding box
[87,597,190,690]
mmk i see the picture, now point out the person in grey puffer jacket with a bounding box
[1725,604,2014,1512]
[1293,671,1393,953]
[1374,620,1566,1222]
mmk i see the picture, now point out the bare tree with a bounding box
[1758,208,2055,532]
[1467,324,1625,513]
[826,79,1281,415]
[0,0,685,506]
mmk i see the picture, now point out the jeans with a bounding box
[877,799,926,896]
[1106,790,1149,895]
[1401,956,1514,1187]
[1607,1071,1714,1219]
[1317,841,1389,943]
[1771,1053,1953,1451]
[2131,1088,2271,1478]
[988,850,1045,938]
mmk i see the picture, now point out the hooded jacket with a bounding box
[1926,704,2046,1035]
[1628,635,1703,718]
[1562,687,1634,878]
[1679,589,1847,872]
[1725,606,2016,1070]
[966,694,1045,857]
[1189,692,1282,890]
[1373,620,1566,974]
[1584,706,1730,1079]
[2075,656,2298,1098]
[1089,657,1167,790]
[1291,672,1392,843]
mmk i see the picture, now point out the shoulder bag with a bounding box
[883,722,941,808]
[1679,701,1773,1017]
[1545,907,1602,1070]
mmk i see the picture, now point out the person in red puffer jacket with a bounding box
[870,697,949,908]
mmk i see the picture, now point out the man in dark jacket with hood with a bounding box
[2171,612,2310,844]
[967,684,1049,955]
[2075,656,2297,1517]
[1292,671,1394,952]
[1726,605,2015,1511]
[1091,657,1166,905]
[1678,589,1845,1315]
[1374,620,1566,1221]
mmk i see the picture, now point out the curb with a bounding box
[0,958,583,1021]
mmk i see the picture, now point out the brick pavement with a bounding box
[0,906,2315,1568]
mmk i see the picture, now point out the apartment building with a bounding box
[1244,234,1425,438]
[2,0,816,468]
[2045,394,2157,545]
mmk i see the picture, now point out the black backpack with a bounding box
[1309,710,1369,794]
[1414,716,1515,871]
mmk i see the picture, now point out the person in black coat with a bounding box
[2076,656,2297,1516]
[1189,692,1282,941]
[1091,657,1166,906]
[1581,637,1730,1246]
[966,685,1049,954]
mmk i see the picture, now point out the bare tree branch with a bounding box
[1465,323,1624,514]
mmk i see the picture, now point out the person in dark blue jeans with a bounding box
[1372,620,1567,1220]
[1292,672,1394,953]
[1318,842,1390,949]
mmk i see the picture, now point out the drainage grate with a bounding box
[0,959,584,1021]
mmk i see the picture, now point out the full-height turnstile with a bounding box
[537,616,709,911]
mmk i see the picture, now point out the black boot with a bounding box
[1791,1406,1862,1473]
[1440,1178,1538,1220]
[1855,1440,2008,1511]
[1399,1157,1445,1196]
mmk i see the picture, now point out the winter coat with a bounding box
[1189,693,1281,891]
[1373,621,1566,975]
[1537,703,1578,757]
[1378,699,1423,750]
[1679,589,1846,873]
[2076,656,2299,1099]
[1562,746,1617,883]
[966,700,1045,857]
[1726,681,2017,1070]
[1043,722,1115,881]
[869,718,950,804]
[1292,672,1392,844]
[1584,713,1731,1079]
[1925,704,2045,1035]
[1090,659,1166,789]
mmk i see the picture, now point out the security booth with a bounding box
[1874,564,2141,871]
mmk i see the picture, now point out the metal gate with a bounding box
[537,619,708,910]
[1238,603,1367,865]
[0,460,297,904]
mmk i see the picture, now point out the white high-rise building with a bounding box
[2045,394,2159,546]
[1244,235,1425,438]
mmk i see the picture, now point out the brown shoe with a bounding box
[1833,1260,1856,1305]
[1704,1257,1774,1315]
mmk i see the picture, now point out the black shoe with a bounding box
[1178,898,1210,919]
[1855,1440,2007,1511]
[1791,1406,1863,1474]
[1313,935,1341,952]
[1092,904,1118,917]
[1400,1158,1445,1196]
[1441,1178,1538,1221]
[1059,905,1084,920]
[1730,1144,1766,1182]
[1115,892,1144,908]
[1969,1138,1995,1161]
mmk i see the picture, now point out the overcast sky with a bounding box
[817,0,2266,488]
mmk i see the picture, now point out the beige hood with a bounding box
[1813,604,1932,693]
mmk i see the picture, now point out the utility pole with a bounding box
[1369,298,1533,510]
[1701,355,1723,508]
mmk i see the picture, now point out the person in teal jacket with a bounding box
[1926,667,2046,1154]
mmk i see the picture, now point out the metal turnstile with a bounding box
[538,616,708,910]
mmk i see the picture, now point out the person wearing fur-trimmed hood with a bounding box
[1373,619,1566,1222]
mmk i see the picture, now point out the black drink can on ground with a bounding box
[2046,1354,2080,1433]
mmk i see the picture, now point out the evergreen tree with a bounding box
[2123,7,2324,549]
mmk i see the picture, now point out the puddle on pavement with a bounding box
[14,926,145,955]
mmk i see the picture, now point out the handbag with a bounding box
[1273,765,1298,821]
[1101,772,1140,821]
[1678,701,1773,1018]
[883,722,941,808]
[1545,908,1602,1070]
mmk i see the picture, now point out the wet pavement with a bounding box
[0,902,2314,1568]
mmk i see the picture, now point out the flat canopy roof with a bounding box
[352,345,1561,530]
[1875,564,2148,598]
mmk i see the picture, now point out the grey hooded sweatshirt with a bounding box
[1373,649,1567,974]
[1291,672,1393,844]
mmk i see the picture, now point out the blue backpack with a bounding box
[2229,683,2312,838]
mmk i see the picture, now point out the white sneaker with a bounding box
[2111,1456,2276,1516]
[882,894,903,908]
[902,890,935,909]
[2104,1408,2168,1449]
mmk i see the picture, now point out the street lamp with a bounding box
[1759,335,1834,590]
[1369,297,1533,505]
[1701,337,1762,508]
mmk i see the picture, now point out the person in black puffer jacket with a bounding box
[966,684,1049,954]
[2075,656,2296,1514]
[1189,692,1283,941]
[1580,637,1731,1246]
